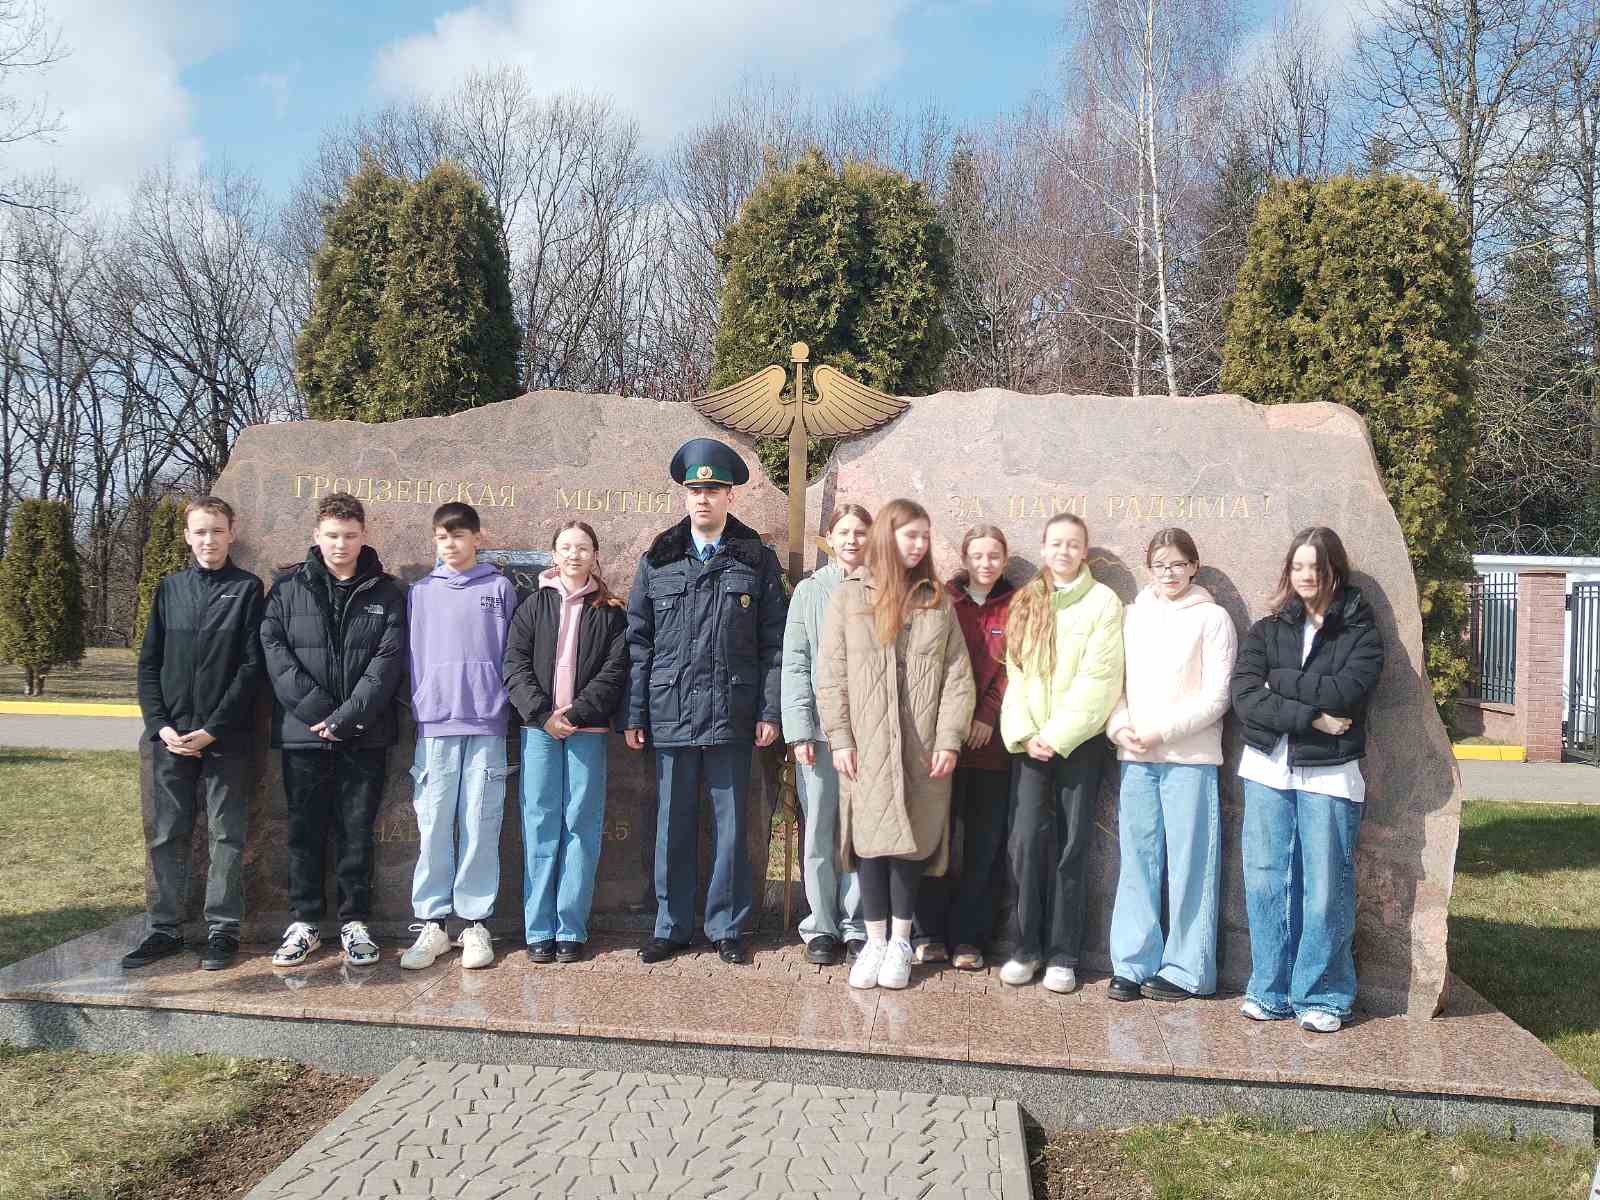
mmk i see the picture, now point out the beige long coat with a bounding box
[815,569,977,875]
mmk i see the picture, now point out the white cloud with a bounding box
[4,0,238,209]
[372,0,914,144]
[256,67,296,120]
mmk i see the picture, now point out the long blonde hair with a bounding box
[863,498,941,644]
[1007,512,1090,678]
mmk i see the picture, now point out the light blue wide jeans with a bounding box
[794,743,865,944]
[409,733,509,923]
[1240,778,1363,1020]
[1108,761,1220,995]
[521,727,608,944]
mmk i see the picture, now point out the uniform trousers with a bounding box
[653,743,752,942]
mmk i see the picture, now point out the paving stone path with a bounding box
[249,1058,1030,1199]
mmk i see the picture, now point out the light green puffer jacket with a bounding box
[1000,567,1125,758]
[780,562,847,745]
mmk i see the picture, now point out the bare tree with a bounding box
[1550,1,1600,375]
[1238,0,1341,178]
[1356,0,1563,251]
[0,0,64,212]
[107,162,297,489]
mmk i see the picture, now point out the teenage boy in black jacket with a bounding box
[124,496,265,972]
[260,492,407,967]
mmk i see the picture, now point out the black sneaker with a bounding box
[1107,975,1142,1002]
[845,938,867,963]
[121,932,184,969]
[199,933,239,971]
[805,934,843,965]
[554,941,584,963]
[1140,976,1195,1002]
[526,940,556,964]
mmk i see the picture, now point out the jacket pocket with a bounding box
[412,660,508,724]
[648,676,681,728]
[727,672,757,731]
[722,573,759,659]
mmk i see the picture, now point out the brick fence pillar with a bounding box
[1513,570,1568,763]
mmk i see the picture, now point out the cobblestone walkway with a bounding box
[249,1058,1029,1199]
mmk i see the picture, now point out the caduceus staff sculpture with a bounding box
[692,342,908,582]
[690,341,910,929]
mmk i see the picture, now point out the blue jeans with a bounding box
[520,727,608,944]
[1240,778,1363,1020]
[653,743,752,942]
[795,743,864,943]
[409,735,508,923]
[1108,762,1220,994]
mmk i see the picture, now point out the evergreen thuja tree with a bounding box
[1221,174,1479,707]
[0,499,86,695]
[373,161,520,420]
[710,149,952,486]
[295,156,408,421]
[133,497,190,647]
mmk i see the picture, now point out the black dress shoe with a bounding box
[1107,975,1142,1002]
[845,938,867,963]
[526,940,556,963]
[1140,976,1194,1002]
[199,933,239,971]
[804,934,843,965]
[121,932,184,969]
[554,940,584,963]
[715,937,747,964]
[639,937,688,964]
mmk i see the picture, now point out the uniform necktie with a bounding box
[700,543,714,562]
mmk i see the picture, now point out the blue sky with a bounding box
[15,0,1073,208]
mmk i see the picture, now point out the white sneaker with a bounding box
[999,958,1039,986]
[878,939,913,990]
[1240,999,1274,1021]
[459,922,494,969]
[272,922,321,967]
[340,921,379,966]
[1298,1009,1342,1033]
[399,922,451,970]
[849,940,888,989]
[1041,965,1078,994]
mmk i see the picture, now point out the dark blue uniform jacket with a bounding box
[624,515,786,747]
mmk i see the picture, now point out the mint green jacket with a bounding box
[780,562,847,745]
[1000,567,1125,758]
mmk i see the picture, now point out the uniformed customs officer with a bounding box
[624,438,786,964]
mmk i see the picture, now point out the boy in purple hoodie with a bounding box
[399,502,518,971]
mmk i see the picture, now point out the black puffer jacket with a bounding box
[260,545,407,750]
[503,583,629,730]
[136,559,265,746]
[1230,585,1385,768]
[624,515,786,747]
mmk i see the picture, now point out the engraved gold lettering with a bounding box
[331,477,351,496]
[353,477,373,501]
[312,475,331,498]
[500,484,516,508]
[1231,495,1250,518]
[373,478,393,502]
[479,482,497,507]
[396,479,413,503]
[651,492,670,513]
[292,474,313,498]
[1105,495,1126,520]
[558,487,580,509]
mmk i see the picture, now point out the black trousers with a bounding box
[858,854,926,923]
[914,764,1012,949]
[282,747,387,924]
[147,747,251,938]
[1008,737,1107,965]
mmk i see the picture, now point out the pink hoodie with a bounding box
[539,567,606,732]
[1105,583,1237,765]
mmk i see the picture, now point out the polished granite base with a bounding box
[3,917,1595,1144]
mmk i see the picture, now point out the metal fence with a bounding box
[1566,582,1600,762]
[1464,573,1518,704]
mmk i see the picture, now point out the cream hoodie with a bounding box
[1105,583,1237,765]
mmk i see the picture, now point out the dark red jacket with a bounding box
[947,574,1015,773]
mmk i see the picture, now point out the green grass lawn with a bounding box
[1,749,1596,1198]
[0,747,145,968]
[0,647,138,701]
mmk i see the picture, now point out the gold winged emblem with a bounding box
[690,343,910,584]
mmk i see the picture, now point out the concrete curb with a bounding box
[1452,743,1527,762]
[996,1098,1034,1200]
[0,700,141,717]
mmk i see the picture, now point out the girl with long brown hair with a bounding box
[1230,527,1384,1032]
[780,503,873,965]
[815,499,976,990]
[502,519,629,964]
[998,512,1124,992]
